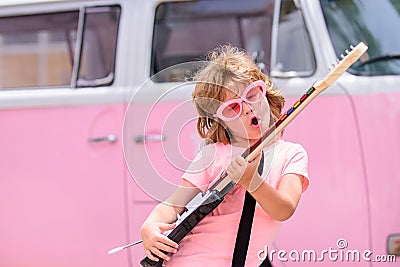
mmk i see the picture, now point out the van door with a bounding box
[0,4,129,267]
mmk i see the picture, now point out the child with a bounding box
[140,45,309,266]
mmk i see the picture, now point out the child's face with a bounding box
[219,81,271,146]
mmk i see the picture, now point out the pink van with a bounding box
[0,0,398,266]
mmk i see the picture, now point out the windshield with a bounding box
[320,0,400,76]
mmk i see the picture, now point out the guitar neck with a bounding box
[244,42,368,161]
[213,41,369,190]
[246,85,319,161]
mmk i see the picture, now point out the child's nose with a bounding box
[242,101,253,115]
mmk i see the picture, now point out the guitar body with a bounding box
[140,190,223,266]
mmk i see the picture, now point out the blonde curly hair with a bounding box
[192,45,285,144]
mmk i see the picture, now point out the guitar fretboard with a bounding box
[242,86,317,159]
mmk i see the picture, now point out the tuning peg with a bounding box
[340,54,345,59]
[350,44,355,49]
[336,58,340,64]
[345,49,349,54]
[328,62,337,71]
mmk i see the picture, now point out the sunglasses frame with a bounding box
[214,80,267,121]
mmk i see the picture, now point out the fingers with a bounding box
[145,249,160,262]
[158,223,176,233]
[227,153,262,188]
[234,155,247,166]
[158,223,179,248]
[144,236,178,262]
[141,222,179,262]
[155,241,178,254]
[147,239,177,260]
[230,156,246,171]
[227,156,245,182]
[159,222,176,232]
[158,234,179,249]
[229,155,254,172]
[147,247,169,262]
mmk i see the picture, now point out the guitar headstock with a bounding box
[314,42,368,92]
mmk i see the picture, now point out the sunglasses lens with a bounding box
[244,85,264,103]
[221,102,241,119]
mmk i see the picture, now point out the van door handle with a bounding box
[134,134,166,143]
[88,134,118,143]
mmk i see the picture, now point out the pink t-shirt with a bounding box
[164,139,309,267]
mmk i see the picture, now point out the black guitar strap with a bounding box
[231,152,272,267]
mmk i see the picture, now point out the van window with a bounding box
[273,0,315,77]
[0,11,78,89]
[77,6,120,87]
[151,0,275,82]
[0,5,120,90]
[320,0,400,76]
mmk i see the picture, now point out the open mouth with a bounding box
[250,116,260,128]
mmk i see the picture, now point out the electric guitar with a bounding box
[138,42,368,266]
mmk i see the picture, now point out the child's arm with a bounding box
[248,173,303,221]
[227,154,304,221]
[140,179,201,262]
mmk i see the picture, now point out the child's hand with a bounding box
[140,221,179,262]
[227,152,263,192]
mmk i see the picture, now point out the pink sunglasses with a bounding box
[214,80,267,121]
